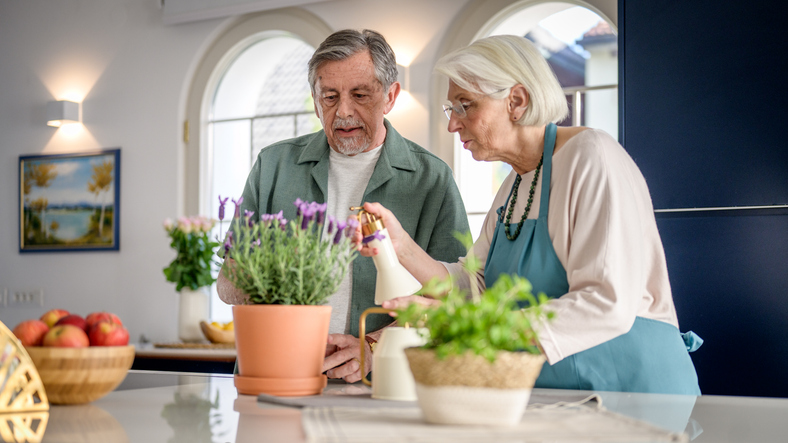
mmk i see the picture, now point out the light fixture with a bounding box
[46,100,81,127]
[397,64,410,91]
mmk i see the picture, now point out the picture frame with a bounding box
[19,148,121,252]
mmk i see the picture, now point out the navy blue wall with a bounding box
[619,0,788,397]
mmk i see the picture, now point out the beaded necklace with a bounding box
[503,154,543,241]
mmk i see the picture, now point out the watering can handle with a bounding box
[358,307,395,386]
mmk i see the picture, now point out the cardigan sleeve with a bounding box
[447,130,679,365]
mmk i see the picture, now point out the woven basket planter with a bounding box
[404,348,545,426]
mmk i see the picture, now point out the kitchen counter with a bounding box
[3,370,787,442]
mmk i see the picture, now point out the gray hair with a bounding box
[308,29,398,95]
[435,35,568,126]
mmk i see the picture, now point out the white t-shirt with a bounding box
[326,145,383,334]
[444,129,680,364]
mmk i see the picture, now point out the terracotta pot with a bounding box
[233,304,331,396]
[404,348,545,426]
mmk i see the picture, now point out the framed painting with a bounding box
[19,148,120,252]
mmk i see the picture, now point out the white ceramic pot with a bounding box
[415,383,532,426]
[178,287,209,343]
[404,348,545,426]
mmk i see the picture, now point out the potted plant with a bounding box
[163,216,219,343]
[396,233,554,426]
[218,198,357,396]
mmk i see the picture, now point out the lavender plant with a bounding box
[218,198,358,305]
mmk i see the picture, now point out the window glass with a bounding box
[457,4,617,240]
[207,35,316,322]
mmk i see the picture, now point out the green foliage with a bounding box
[221,204,357,306]
[163,217,220,292]
[395,231,554,362]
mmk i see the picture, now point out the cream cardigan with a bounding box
[444,129,681,365]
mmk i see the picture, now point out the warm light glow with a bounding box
[394,90,414,109]
[391,47,414,67]
[44,123,97,152]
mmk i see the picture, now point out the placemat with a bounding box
[153,342,235,349]
[301,401,688,443]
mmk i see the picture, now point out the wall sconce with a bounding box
[46,100,81,127]
[397,64,410,91]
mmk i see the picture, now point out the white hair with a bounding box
[435,35,568,126]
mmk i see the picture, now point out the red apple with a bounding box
[42,325,89,348]
[40,309,70,328]
[12,319,50,346]
[85,311,123,329]
[55,314,88,332]
[88,321,129,346]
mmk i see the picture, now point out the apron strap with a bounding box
[538,123,557,219]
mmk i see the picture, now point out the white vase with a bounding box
[178,287,209,343]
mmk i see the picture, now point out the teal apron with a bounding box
[484,123,701,395]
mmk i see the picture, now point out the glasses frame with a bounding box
[442,87,508,120]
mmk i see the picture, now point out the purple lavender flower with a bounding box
[244,210,255,227]
[218,196,229,221]
[333,221,347,245]
[362,231,386,244]
[294,198,305,216]
[279,219,288,231]
[346,218,360,237]
[223,231,233,255]
[301,205,317,230]
[232,197,244,218]
[315,202,327,224]
[327,215,336,235]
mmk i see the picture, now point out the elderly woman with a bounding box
[360,35,701,394]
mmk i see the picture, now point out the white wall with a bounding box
[0,0,615,342]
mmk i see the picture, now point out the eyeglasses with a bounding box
[442,88,508,120]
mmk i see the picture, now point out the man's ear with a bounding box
[508,84,529,121]
[382,81,402,115]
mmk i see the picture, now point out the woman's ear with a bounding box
[508,84,529,121]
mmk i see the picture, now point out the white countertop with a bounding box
[5,370,787,442]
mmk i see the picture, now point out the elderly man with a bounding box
[217,29,469,382]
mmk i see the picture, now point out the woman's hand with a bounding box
[353,202,451,285]
[356,202,411,258]
[382,295,442,313]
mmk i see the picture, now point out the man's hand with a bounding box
[322,334,372,383]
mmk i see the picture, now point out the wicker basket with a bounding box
[404,348,545,425]
[25,345,135,405]
[404,348,545,388]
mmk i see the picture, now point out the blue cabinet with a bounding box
[619,0,788,396]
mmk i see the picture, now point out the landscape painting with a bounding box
[19,148,120,252]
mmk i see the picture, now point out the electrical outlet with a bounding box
[8,289,44,307]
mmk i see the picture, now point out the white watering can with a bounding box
[359,308,427,401]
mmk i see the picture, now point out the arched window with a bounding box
[208,35,318,320]
[185,11,331,321]
[450,2,618,239]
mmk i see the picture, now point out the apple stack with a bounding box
[11,309,135,405]
[12,309,129,348]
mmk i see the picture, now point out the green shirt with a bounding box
[238,120,470,335]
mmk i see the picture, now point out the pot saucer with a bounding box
[234,374,327,396]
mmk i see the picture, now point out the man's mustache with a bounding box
[333,117,365,131]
